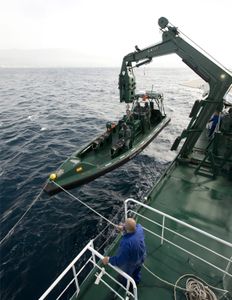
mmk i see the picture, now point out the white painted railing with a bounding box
[39,240,138,300]
[39,198,231,300]
[125,198,232,279]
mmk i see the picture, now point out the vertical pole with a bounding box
[161,216,165,245]
[90,240,96,266]
[124,200,128,221]
[133,285,138,300]
[126,280,130,298]
[72,265,80,296]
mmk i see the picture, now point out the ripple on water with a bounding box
[0,67,200,300]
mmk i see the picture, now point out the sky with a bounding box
[0,0,231,68]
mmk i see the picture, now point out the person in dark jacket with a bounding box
[102,218,146,285]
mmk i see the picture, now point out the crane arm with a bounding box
[119,17,232,157]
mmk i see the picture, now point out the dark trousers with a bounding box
[119,264,142,287]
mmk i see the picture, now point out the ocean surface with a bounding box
[0,67,202,299]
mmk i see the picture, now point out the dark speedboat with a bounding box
[45,91,170,194]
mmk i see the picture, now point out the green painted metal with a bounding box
[74,162,232,300]
[45,94,170,195]
[119,17,232,157]
[74,17,232,300]
[40,17,232,300]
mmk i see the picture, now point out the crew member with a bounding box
[102,218,146,285]
[208,111,220,137]
[119,123,132,149]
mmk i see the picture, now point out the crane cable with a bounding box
[169,22,231,74]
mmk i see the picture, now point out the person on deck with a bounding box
[102,218,146,285]
[208,111,220,137]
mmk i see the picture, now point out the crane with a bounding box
[118,17,232,158]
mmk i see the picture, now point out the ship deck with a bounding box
[40,131,232,300]
[76,161,232,300]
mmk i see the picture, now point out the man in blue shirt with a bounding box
[102,218,146,285]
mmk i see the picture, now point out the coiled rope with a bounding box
[143,264,229,300]
[2,178,229,300]
[51,183,231,300]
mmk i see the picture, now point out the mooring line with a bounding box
[0,180,48,246]
[52,181,117,228]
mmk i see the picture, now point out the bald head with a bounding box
[125,218,136,233]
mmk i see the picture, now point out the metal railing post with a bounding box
[124,200,128,220]
[90,240,96,267]
[161,215,165,245]
[72,265,80,296]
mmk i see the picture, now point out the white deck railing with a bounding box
[125,198,232,279]
[39,239,137,300]
[39,198,232,300]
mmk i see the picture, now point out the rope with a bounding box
[169,22,231,74]
[143,263,186,291]
[143,264,229,300]
[94,206,125,252]
[52,181,117,227]
[185,278,217,300]
[0,180,48,246]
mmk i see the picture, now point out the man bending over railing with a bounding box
[102,218,146,286]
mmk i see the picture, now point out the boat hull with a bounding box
[45,116,171,195]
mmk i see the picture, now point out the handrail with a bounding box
[89,246,137,293]
[125,198,232,279]
[125,198,232,248]
[38,240,93,300]
[39,240,138,300]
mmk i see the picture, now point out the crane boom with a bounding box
[119,17,232,157]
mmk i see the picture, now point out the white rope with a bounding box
[169,22,231,74]
[143,263,186,291]
[143,264,229,300]
[52,181,117,227]
[94,206,125,252]
[0,180,48,246]
[185,277,217,300]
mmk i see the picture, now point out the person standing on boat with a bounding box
[119,123,132,149]
[102,218,146,285]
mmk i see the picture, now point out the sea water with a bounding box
[0,67,201,299]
